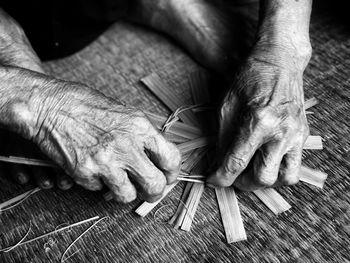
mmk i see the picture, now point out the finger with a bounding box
[275,145,302,186]
[234,141,285,191]
[102,168,137,204]
[127,150,166,203]
[55,169,74,190]
[144,134,181,184]
[74,175,103,191]
[207,126,263,187]
[31,167,54,189]
[217,91,242,157]
[10,164,30,185]
[4,134,31,185]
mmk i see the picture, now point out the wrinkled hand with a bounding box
[26,85,181,203]
[207,52,309,191]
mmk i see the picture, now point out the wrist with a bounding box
[252,38,312,72]
[0,66,79,140]
[255,0,312,71]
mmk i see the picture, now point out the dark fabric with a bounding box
[1,0,129,60]
[0,3,349,263]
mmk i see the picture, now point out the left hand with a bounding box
[207,49,310,191]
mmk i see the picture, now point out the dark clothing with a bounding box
[1,0,129,60]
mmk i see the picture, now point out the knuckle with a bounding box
[76,179,102,191]
[279,166,300,185]
[165,144,182,170]
[145,176,166,197]
[254,108,279,131]
[132,114,154,133]
[115,191,137,204]
[282,174,300,185]
[131,110,148,123]
[255,173,276,187]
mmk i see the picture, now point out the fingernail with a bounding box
[17,173,29,184]
[41,180,53,189]
[59,179,72,190]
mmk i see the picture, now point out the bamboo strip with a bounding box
[146,111,202,139]
[104,175,203,203]
[168,182,193,226]
[178,175,205,179]
[188,71,216,133]
[173,183,196,229]
[0,216,100,252]
[180,183,205,231]
[300,166,328,188]
[134,146,208,217]
[0,188,41,211]
[141,73,199,125]
[215,187,247,243]
[0,156,56,167]
[180,145,209,174]
[177,137,214,156]
[163,133,189,144]
[132,146,207,216]
[2,222,32,252]
[60,217,108,262]
[189,71,210,105]
[253,188,292,215]
[173,152,208,228]
[305,97,319,110]
[176,178,204,184]
[190,71,247,241]
[304,135,323,150]
[134,182,178,217]
[177,71,210,232]
[177,156,208,230]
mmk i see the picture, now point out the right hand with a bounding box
[13,83,181,203]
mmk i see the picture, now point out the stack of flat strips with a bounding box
[133,71,327,244]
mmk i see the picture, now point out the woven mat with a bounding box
[0,6,349,263]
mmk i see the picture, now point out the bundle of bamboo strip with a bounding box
[0,71,328,244]
[134,71,328,243]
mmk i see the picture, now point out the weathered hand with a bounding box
[207,51,310,191]
[19,84,181,203]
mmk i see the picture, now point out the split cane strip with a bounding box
[304,135,323,150]
[141,73,199,125]
[215,187,247,243]
[253,188,292,215]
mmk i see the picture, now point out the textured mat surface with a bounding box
[0,5,349,263]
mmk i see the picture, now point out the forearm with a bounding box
[0,67,69,138]
[0,9,71,140]
[0,9,44,73]
[254,0,312,70]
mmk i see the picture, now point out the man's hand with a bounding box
[20,83,181,203]
[207,0,313,191]
[207,48,310,191]
[0,65,181,203]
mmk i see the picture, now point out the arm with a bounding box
[208,0,312,190]
[254,0,312,70]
